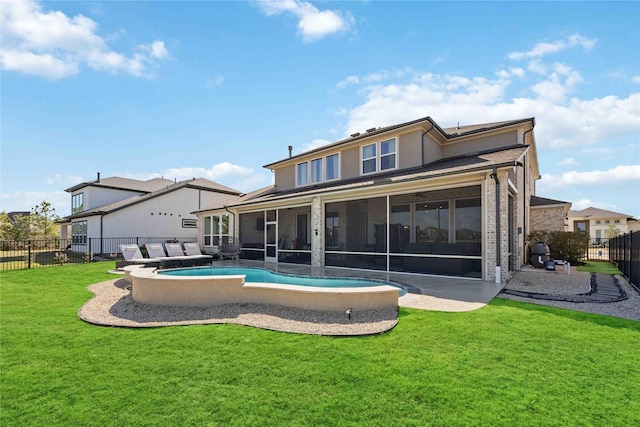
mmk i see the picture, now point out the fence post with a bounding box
[27,240,32,269]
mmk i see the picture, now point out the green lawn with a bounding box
[577,260,622,275]
[2,263,639,426]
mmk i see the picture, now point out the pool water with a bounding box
[158,267,407,296]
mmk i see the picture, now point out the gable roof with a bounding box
[199,144,528,212]
[263,116,535,169]
[62,178,241,220]
[65,176,174,193]
[530,195,572,207]
[568,207,634,219]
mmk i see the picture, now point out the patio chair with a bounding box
[118,244,161,268]
[165,242,213,266]
[145,243,169,259]
[218,237,242,261]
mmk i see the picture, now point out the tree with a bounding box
[605,224,620,239]
[31,201,60,239]
[0,212,32,240]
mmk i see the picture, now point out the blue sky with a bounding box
[1,0,639,219]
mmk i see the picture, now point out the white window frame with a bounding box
[296,153,341,187]
[361,137,398,175]
[310,158,323,184]
[203,214,230,247]
[325,153,340,181]
[296,162,309,187]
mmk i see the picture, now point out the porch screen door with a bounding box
[265,210,278,262]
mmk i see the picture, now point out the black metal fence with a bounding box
[585,238,610,261]
[609,231,639,290]
[0,237,196,272]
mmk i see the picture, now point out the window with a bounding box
[455,198,482,250]
[605,220,611,224]
[380,138,396,170]
[71,221,87,244]
[296,162,308,186]
[362,144,377,174]
[615,219,620,224]
[310,158,322,183]
[596,220,601,225]
[203,214,229,246]
[72,193,83,214]
[361,138,397,175]
[296,154,340,186]
[326,154,339,181]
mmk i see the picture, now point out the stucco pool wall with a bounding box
[126,266,400,312]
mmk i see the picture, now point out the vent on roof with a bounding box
[366,127,376,133]
[351,132,360,138]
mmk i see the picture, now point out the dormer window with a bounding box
[362,138,397,175]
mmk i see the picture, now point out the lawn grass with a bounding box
[2,263,639,426]
[577,260,622,275]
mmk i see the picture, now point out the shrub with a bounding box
[527,231,589,264]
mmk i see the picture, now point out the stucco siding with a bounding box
[79,187,142,211]
[398,130,423,169]
[441,130,519,158]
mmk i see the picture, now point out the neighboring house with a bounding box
[194,116,546,283]
[566,207,636,242]
[59,174,241,255]
[529,196,572,232]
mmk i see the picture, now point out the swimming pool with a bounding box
[158,267,407,296]
[126,265,403,311]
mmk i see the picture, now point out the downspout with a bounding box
[521,126,534,268]
[100,214,104,256]
[490,167,501,283]
[421,123,435,165]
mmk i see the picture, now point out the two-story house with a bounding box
[59,174,241,256]
[567,207,636,242]
[194,116,542,283]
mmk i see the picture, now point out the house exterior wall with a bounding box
[75,187,143,212]
[530,206,566,231]
[423,133,443,164]
[566,216,630,239]
[196,118,536,282]
[441,131,518,158]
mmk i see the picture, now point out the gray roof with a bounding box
[568,207,633,219]
[65,176,174,193]
[530,195,571,207]
[264,116,535,169]
[62,178,241,220]
[201,145,528,211]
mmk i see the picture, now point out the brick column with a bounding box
[311,196,323,267]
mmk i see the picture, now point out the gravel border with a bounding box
[499,267,640,321]
[78,278,398,336]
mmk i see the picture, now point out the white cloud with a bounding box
[538,165,640,191]
[570,199,623,212]
[337,61,640,150]
[0,190,69,216]
[46,174,84,185]
[256,0,353,42]
[558,158,578,166]
[507,33,596,60]
[0,0,169,80]
[300,138,331,152]
[205,75,225,89]
[118,162,270,193]
[633,75,640,84]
